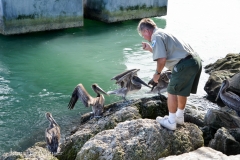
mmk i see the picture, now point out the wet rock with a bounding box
[76,119,203,160]
[209,127,240,155]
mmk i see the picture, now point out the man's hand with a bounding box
[153,74,160,83]
[142,42,153,52]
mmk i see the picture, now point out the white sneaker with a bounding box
[176,116,184,125]
[156,116,176,130]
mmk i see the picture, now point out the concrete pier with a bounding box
[84,0,167,23]
[0,0,83,35]
[0,0,167,35]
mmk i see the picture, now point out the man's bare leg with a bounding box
[177,95,187,110]
[167,93,178,113]
[167,93,178,124]
[176,95,187,124]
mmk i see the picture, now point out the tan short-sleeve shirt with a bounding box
[151,28,195,71]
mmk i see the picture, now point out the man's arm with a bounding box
[153,58,166,83]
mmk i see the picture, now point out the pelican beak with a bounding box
[148,79,158,91]
[132,76,151,88]
[92,84,109,95]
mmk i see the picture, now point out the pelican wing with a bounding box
[68,84,91,109]
[218,79,240,113]
[111,69,138,81]
[45,128,52,146]
[220,91,240,112]
[111,69,139,87]
[227,91,240,101]
[45,127,60,153]
[160,70,172,82]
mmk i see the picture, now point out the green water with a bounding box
[1,0,240,155]
[0,18,167,154]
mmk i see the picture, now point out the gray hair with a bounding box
[137,18,157,36]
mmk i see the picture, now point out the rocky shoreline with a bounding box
[1,53,240,160]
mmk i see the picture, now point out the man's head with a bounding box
[137,18,157,41]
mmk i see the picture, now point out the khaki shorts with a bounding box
[167,55,202,97]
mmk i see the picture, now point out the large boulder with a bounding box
[204,53,240,99]
[209,127,240,155]
[59,95,168,160]
[59,105,142,160]
[204,109,240,130]
[159,147,240,160]
[204,70,240,99]
[204,53,240,74]
[76,119,203,160]
[201,109,240,147]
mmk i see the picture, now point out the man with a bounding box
[137,18,202,130]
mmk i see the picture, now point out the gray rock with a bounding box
[0,142,58,160]
[76,119,203,160]
[204,70,239,98]
[204,53,240,99]
[209,127,240,155]
[159,147,240,160]
[184,103,206,127]
[124,95,169,119]
[204,53,240,74]
[58,105,142,160]
[2,93,239,160]
[229,72,240,95]
[204,109,240,130]
[202,109,240,146]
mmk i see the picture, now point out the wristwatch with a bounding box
[155,70,161,75]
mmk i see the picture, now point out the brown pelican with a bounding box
[67,83,108,117]
[45,112,61,154]
[107,69,151,100]
[215,79,240,116]
[147,70,172,95]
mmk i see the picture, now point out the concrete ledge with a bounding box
[0,0,83,35]
[84,0,167,23]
